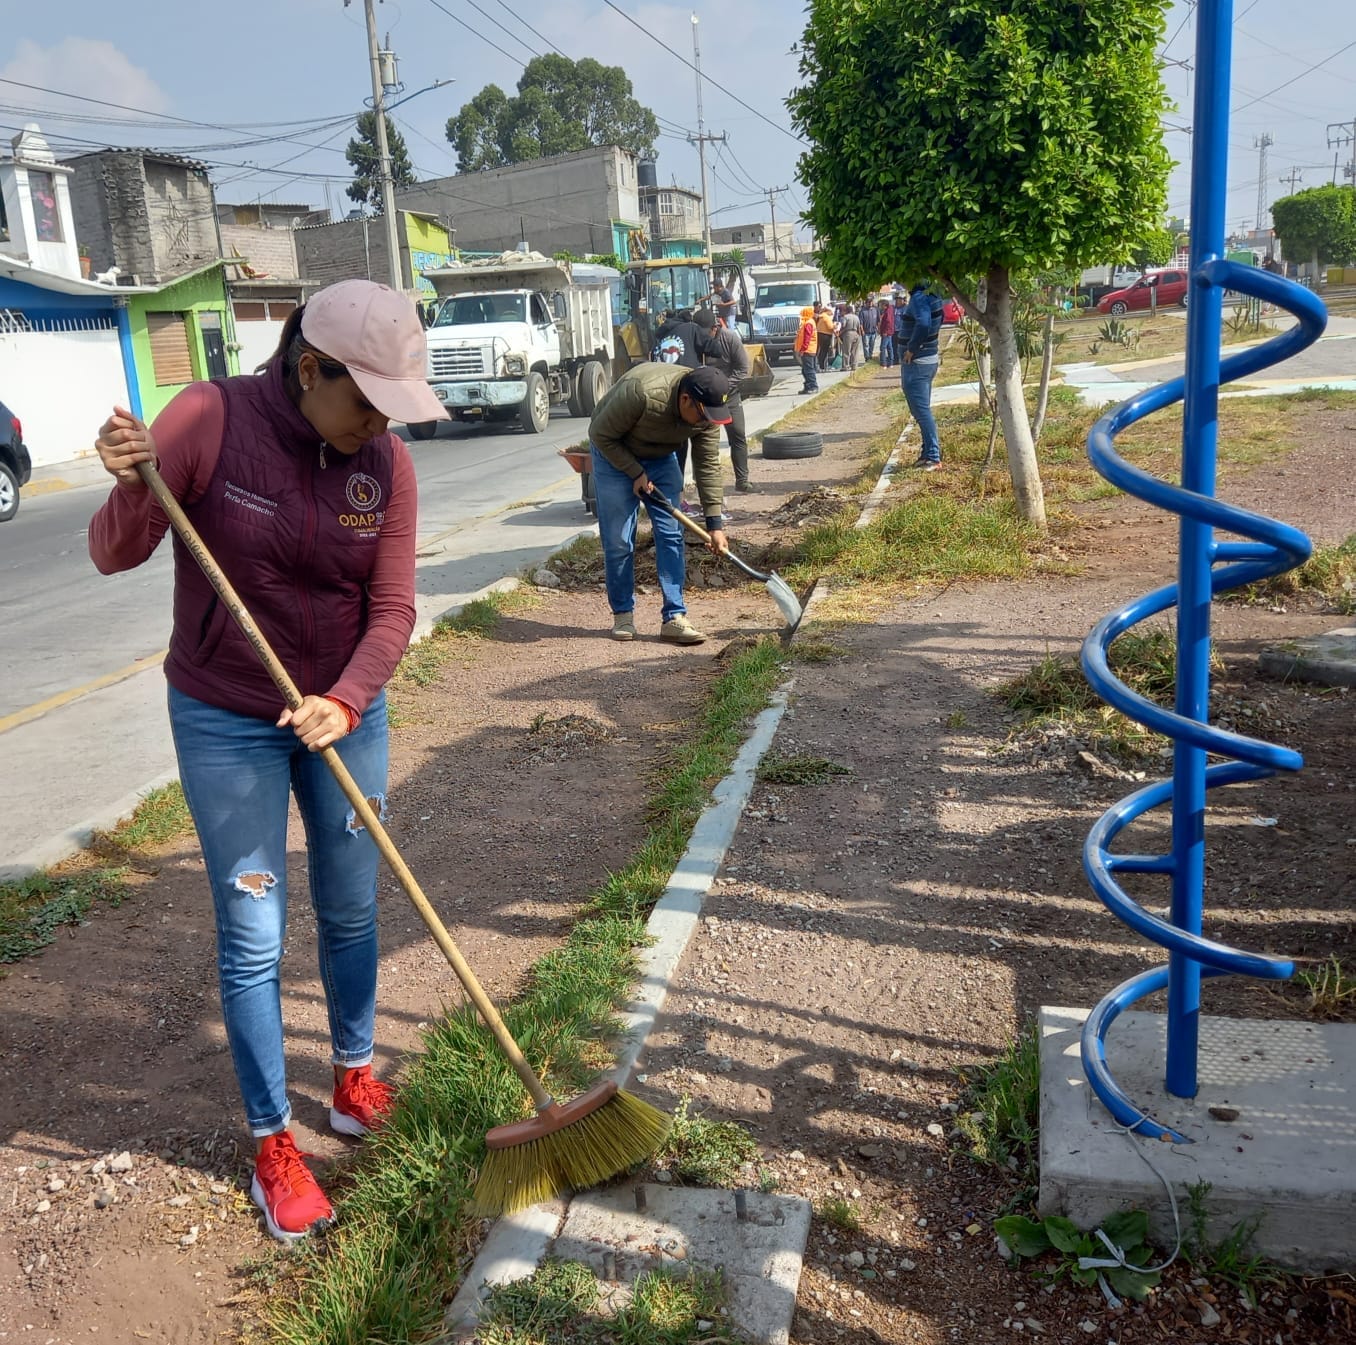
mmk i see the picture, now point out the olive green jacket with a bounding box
[588,363,724,520]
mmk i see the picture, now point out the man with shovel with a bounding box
[589,364,731,645]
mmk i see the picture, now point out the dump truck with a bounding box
[412,252,617,437]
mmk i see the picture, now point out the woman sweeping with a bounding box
[88,279,448,1243]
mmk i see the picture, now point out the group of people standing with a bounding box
[795,283,946,471]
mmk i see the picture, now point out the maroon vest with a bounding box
[163,360,396,720]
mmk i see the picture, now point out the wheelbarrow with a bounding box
[558,447,596,515]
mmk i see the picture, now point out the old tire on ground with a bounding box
[761,430,824,460]
[579,360,609,415]
[519,371,550,434]
[0,461,18,522]
[407,420,440,441]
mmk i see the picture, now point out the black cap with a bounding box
[678,367,733,424]
[693,308,717,330]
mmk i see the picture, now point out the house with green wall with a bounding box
[125,260,238,420]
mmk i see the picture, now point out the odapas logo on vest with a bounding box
[339,472,384,534]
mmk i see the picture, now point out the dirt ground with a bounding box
[1,369,1352,1345]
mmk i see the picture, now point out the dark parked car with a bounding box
[0,399,32,523]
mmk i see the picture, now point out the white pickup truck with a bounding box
[411,253,617,438]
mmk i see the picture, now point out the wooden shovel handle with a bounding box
[138,461,553,1111]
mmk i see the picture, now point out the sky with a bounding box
[3,1,1353,252]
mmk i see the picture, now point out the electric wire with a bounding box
[489,0,565,56]
[423,0,523,65]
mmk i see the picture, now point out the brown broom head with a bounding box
[472,1081,673,1218]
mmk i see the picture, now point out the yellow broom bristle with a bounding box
[472,1089,672,1218]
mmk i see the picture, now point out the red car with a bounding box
[1097,268,1190,315]
[941,298,963,325]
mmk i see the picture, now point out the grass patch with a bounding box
[653,1098,760,1188]
[262,637,788,1345]
[1232,535,1356,614]
[995,627,1213,763]
[817,1197,862,1232]
[478,1258,735,1345]
[955,1021,1041,1192]
[1185,1181,1286,1305]
[394,588,537,690]
[756,753,852,786]
[99,782,193,852]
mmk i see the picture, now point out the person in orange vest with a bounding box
[794,305,818,395]
[814,303,838,372]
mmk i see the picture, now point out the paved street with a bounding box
[0,371,840,874]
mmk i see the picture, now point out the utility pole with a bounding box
[1253,132,1272,233]
[1277,165,1303,196]
[688,13,725,261]
[1327,116,1356,187]
[764,185,789,261]
[348,0,403,291]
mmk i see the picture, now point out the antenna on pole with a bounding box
[1253,132,1272,233]
[687,12,725,261]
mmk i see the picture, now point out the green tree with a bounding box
[345,111,416,210]
[1271,185,1356,274]
[1130,226,1176,269]
[789,0,1172,527]
[446,55,659,173]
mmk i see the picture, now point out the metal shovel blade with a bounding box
[764,570,804,632]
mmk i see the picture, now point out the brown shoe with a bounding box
[611,612,636,641]
[660,615,706,645]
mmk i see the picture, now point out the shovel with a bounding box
[644,487,804,633]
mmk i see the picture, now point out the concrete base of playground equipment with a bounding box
[1259,626,1356,688]
[1038,1006,1356,1273]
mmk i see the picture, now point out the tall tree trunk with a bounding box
[981,266,1047,529]
[1032,313,1056,446]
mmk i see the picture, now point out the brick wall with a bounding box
[220,224,298,280]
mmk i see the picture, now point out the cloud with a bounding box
[0,38,170,121]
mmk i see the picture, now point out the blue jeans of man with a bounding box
[800,353,819,391]
[880,334,894,367]
[863,332,877,361]
[169,685,388,1137]
[591,446,688,623]
[901,357,941,462]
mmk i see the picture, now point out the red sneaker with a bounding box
[330,1064,394,1137]
[250,1132,333,1243]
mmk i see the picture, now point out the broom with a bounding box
[136,459,670,1216]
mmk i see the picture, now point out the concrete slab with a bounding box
[1259,627,1356,688]
[551,1184,812,1345]
[1038,1006,1356,1272]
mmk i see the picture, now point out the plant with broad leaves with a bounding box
[995,1209,1162,1301]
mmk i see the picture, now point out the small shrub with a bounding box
[818,1197,862,1231]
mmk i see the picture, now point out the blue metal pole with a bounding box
[115,302,144,421]
[1166,0,1233,1099]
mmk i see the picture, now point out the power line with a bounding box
[489,0,565,57]
[599,0,804,146]
[1233,39,1356,113]
[423,0,524,65]
[459,0,540,59]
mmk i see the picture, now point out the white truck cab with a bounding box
[413,253,616,437]
[748,263,832,363]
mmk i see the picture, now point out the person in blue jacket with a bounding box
[896,281,945,469]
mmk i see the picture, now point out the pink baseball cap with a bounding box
[301,279,449,425]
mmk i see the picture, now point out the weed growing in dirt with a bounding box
[756,753,852,785]
[1232,535,1356,615]
[394,589,537,690]
[817,1197,863,1232]
[946,709,969,729]
[654,1098,760,1187]
[790,634,847,662]
[996,627,1209,762]
[955,1021,1040,1191]
[1294,955,1356,1018]
[996,1208,1162,1301]
[263,637,788,1345]
[1185,1181,1285,1305]
[478,1258,734,1345]
[0,868,128,964]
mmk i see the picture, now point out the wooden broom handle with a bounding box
[138,461,554,1111]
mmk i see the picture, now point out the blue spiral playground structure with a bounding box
[1077,0,1328,1138]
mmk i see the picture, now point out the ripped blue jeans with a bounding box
[168,685,388,1136]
